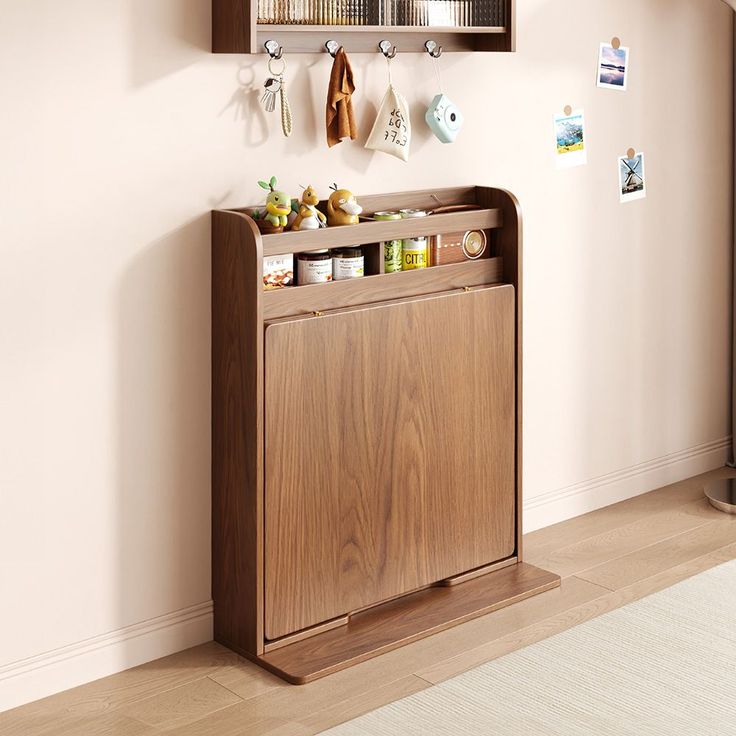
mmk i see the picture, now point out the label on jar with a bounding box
[402,237,428,270]
[298,258,333,284]
[383,240,402,273]
[333,255,364,280]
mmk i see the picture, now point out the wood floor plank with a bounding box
[576,517,736,591]
[0,643,239,736]
[208,661,284,702]
[0,710,157,736]
[120,676,242,730]
[418,540,736,684]
[523,468,726,559]
[526,498,723,578]
[293,675,429,735]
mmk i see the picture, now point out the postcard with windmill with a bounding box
[554,109,587,169]
[618,152,646,202]
[597,42,629,91]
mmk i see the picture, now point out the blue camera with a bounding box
[425,94,464,144]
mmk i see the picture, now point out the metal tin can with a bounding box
[400,209,429,270]
[402,236,428,270]
[374,211,402,273]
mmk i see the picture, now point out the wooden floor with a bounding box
[4,467,736,736]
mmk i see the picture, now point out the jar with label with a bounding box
[331,246,364,280]
[297,250,332,285]
[400,209,429,270]
[374,211,402,273]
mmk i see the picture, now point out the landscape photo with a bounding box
[554,110,587,168]
[618,152,646,202]
[597,43,629,90]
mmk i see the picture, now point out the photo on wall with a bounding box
[618,152,646,203]
[554,109,587,169]
[597,42,629,91]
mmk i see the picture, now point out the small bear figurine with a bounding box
[291,185,327,231]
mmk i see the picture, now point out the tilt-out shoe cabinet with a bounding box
[212,185,560,684]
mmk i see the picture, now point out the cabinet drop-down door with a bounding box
[264,285,516,640]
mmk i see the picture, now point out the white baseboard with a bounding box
[523,437,732,533]
[1,437,730,713]
[0,601,213,714]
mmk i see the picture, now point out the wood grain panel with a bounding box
[213,0,256,53]
[477,187,523,557]
[212,211,264,655]
[261,209,502,256]
[258,563,560,684]
[263,257,503,319]
[264,285,517,640]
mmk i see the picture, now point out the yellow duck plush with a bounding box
[327,186,363,226]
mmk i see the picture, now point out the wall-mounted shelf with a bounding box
[213,0,516,53]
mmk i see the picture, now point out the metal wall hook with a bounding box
[378,39,397,59]
[264,40,283,59]
[325,40,340,58]
[425,40,442,58]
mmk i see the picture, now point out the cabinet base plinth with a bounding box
[248,562,560,685]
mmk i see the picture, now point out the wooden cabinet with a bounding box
[212,186,559,683]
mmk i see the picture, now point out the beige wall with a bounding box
[0,0,732,709]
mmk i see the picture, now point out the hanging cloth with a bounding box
[326,47,358,148]
[365,56,411,162]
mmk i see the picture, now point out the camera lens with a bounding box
[450,112,457,122]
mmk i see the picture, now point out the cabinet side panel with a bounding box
[477,187,522,558]
[212,211,263,654]
[213,0,255,53]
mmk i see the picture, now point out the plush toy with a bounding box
[258,176,291,228]
[326,184,363,226]
[291,185,327,231]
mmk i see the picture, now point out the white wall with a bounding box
[0,0,732,711]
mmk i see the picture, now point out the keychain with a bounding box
[260,56,293,138]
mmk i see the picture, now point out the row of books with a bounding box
[256,0,506,27]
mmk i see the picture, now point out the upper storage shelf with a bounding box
[212,0,515,53]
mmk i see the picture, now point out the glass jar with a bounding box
[331,246,364,280]
[297,249,332,284]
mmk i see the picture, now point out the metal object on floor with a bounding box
[704,476,736,514]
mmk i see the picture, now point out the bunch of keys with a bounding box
[260,54,293,138]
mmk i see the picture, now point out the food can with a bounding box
[400,209,429,270]
[331,246,364,280]
[402,236,428,270]
[262,253,294,290]
[374,211,402,273]
[297,249,332,284]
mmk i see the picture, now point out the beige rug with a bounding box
[323,561,736,736]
